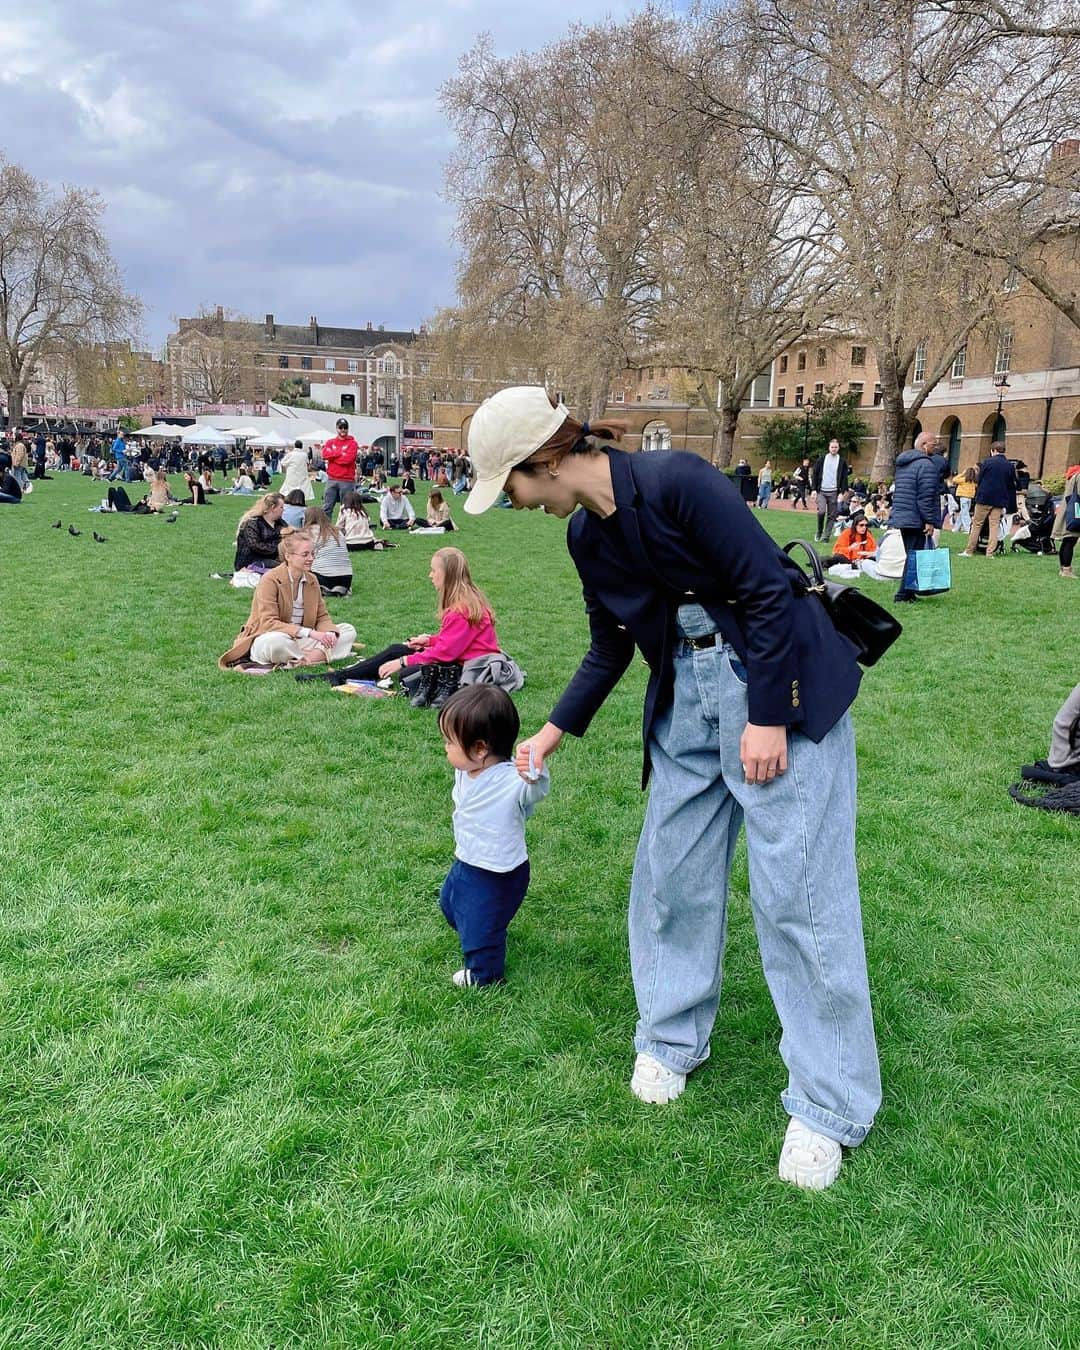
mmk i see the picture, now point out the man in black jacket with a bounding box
[811,439,851,541]
[961,443,1017,558]
[888,433,941,602]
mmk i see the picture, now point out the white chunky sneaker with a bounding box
[778,1117,843,1190]
[452,968,475,988]
[630,1052,686,1105]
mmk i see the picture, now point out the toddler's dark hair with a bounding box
[438,685,519,762]
[285,489,307,505]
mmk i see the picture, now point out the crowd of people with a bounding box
[6,390,1077,1197]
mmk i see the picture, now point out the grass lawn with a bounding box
[1,472,1076,1348]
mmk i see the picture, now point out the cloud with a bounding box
[1,0,638,345]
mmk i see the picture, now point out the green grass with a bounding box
[0,475,1076,1348]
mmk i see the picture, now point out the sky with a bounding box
[0,0,639,348]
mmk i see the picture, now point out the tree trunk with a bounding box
[5,385,24,427]
[716,404,740,469]
[871,354,915,481]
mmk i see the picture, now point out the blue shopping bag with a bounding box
[913,543,951,594]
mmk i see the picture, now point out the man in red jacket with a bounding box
[321,417,359,516]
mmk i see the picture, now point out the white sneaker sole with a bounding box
[778,1123,843,1190]
[630,1057,687,1105]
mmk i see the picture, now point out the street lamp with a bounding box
[993,374,1010,442]
[802,398,815,461]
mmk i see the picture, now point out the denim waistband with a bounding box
[675,602,720,640]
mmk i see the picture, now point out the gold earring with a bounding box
[547,466,560,479]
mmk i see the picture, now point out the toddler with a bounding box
[437,685,549,986]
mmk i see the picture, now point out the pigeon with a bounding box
[93,531,107,543]
[165,512,178,523]
[51,519,62,528]
[68,525,81,537]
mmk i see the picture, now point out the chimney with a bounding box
[215,305,224,321]
[310,314,319,344]
[265,313,275,338]
[366,321,373,331]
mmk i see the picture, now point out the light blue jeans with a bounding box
[629,604,881,1146]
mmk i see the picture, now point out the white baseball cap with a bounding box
[464,386,570,514]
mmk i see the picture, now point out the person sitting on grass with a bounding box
[296,546,500,706]
[379,483,416,530]
[415,489,456,531]
[338,490,381,550]
[230,465,255,494]
[219,529,358,672]
[145,469,176,513]
[303,506,354,596]
[0,468,22,504]
[180,471,208,506]
[436,685,550,987]
[281,489,308,528]
[233,493,285,573]
[821,513,878,567]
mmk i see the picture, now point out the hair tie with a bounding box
[581,421,591,436]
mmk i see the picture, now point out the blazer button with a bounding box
[792,697,801,707]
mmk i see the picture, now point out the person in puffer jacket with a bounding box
[887,433,941,603]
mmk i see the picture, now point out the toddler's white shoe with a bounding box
[778,1116,843,1190]
[452,968,475,988]
[630,1052,686,1104]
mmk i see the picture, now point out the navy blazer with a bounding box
[974,454,1018,510]
[549,450,863,784]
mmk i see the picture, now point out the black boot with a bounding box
[429,663,462,709]
[408,665,438,707]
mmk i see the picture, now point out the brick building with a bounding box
[166,311,428,421]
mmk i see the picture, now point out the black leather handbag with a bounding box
[782,540,902,667]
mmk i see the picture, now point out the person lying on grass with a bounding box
[219,529,357,671]
[296,546,499,704]
[436,684,550,987]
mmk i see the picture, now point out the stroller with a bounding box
[1010,488,1057,555]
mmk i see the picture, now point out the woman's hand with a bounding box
[309,629,336,650]
[739,723,788,785]
[407,634,431,649]
[515,723,563,781]
[378,656,407,679]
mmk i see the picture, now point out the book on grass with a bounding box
[333,680,395,698]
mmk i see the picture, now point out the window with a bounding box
[418,361,430,376]
[814,382,824,399]
[347,359,359,373]
[750,371,772,407]
[850,345,866,367]
[797,351,807,371]
[848,381,864,402]
[873,382,883,406]
[794,385,804,407]
[777,388,786,408]
[463,364,476,380]
[816,347,827,368]
[951,345,966,380]
[913,340,927,384]
[779,354,788,373]
[1002,267,1019,294]
[995,327,1013,376]
[324,358,336,371]
[612,390,625,405]
[253,352,265,366]
[278,355,289,369]
[300,356,312,371]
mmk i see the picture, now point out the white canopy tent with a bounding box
[181,424,237,446]
[131,423,188,438]
[245,430,293,450]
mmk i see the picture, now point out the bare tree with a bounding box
[442,16,674,416]
[0,160,139,424]
[168,306,254,407]
[648,34,837,465]
[697,1,1032,475]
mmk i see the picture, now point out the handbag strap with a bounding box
[782,539,827,592]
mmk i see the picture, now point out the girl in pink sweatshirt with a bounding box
[296,547,500,700]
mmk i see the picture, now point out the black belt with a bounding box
[683,633,717,650]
